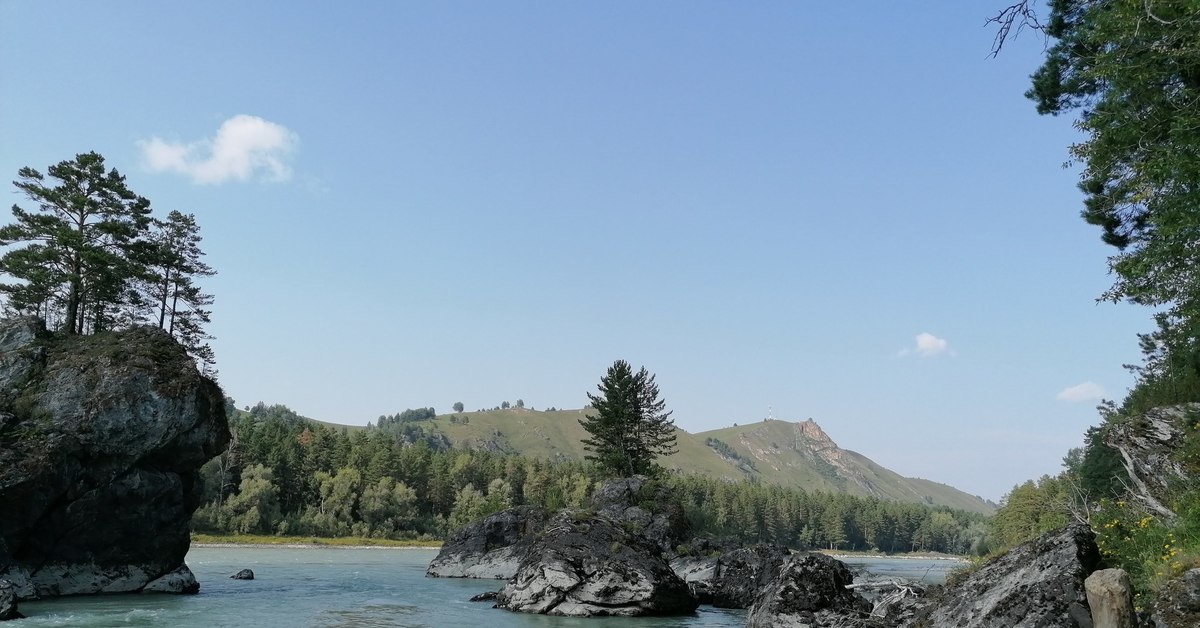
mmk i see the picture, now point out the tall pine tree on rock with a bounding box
[580,360,678,477]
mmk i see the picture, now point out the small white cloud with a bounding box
[1056,381,1107,403]
[139,114,298,184]
[899,332,953,358]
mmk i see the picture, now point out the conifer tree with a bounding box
[580,359,678,477]
[0,152,151,333]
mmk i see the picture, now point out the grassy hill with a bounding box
[404,408,993,515]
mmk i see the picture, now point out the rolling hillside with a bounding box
[398,407,993,515]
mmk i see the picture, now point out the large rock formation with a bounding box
[745,552,869,627]
[587,475,690,554]
[670,542,790,608]
[0,317,229,599]
[495,510,698,617]
[1107,404,1197,521]
[426,506,548,579]
[915,523,1100,627]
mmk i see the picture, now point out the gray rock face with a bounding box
[1107,405,1197,521]
[0,317,230,599]
[745,552,868,628]
[230,569,254,580]
[0,579,22,620]
[1152,568,1200,628]
[1085,568,1134,628]
[495,510,698,617]
[707,544,790,608]
[426,506,548,579]
[917,523,1100,628]
[588,475,690,554]
[143,566,200,594]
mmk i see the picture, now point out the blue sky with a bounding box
[0,2,1150,501]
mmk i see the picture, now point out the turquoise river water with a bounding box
[15,548,960,627]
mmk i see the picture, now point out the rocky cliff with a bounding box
[0,317,229,599]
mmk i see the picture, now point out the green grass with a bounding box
[191,533,441,548]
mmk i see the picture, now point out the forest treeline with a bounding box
[194,402,989,555]
[986,1,1200,606]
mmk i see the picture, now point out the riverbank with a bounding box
[190,533,442,549]
[817,549,969,562]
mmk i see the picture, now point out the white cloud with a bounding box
[139,114,298,184]
[898,332,953,357]
[1056,381,1107,403]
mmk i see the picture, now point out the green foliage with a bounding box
[580,360,678,477]
[989,475,1072,549]
[0,152,151,334]
[1028,0,1200,401]
[193,400,986,552]
[0,152,217,368]
[704,437,757,471]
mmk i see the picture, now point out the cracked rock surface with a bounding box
[495,510,698,617]
[0,317,229,600]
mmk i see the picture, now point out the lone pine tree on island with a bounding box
[580,359,678,477]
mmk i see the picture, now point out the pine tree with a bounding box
[139,210,217,371]
[0,152,151,333]
[580,359,678,477]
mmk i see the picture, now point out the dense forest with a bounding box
[987,0,1200,605]
[193,402,990,555]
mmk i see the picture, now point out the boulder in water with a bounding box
[0,580,23,621]
[495,510,698,617]
[745,552,868,627]
[0,317,230,599]
[426,506,548,579]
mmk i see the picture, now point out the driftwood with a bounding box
[846,578,926,618]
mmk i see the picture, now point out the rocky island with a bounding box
[0,316,229,602]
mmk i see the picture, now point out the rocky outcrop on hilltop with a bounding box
[494,510,698,617]
[0,317,229,599]
[426,506,548,579]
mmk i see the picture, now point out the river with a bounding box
[16,547,961,627]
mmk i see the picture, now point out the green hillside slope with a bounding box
[410,408,993,515]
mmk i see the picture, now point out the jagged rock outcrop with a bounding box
[670,542,789,608]
[1107,404,1197,521]
[915,523,1100,627]
[426,506,548,579]
[588,475,690,554]
[0,580,22,620]
[707,544,789,608]
[230,569,254,580]
[745,552,869,627]
[495,510,698,617]
[1152,568,1200,628]
[0,317,229,599]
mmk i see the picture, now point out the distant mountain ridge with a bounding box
[364,407,993,515]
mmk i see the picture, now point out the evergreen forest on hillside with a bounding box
[193,402,990,555]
